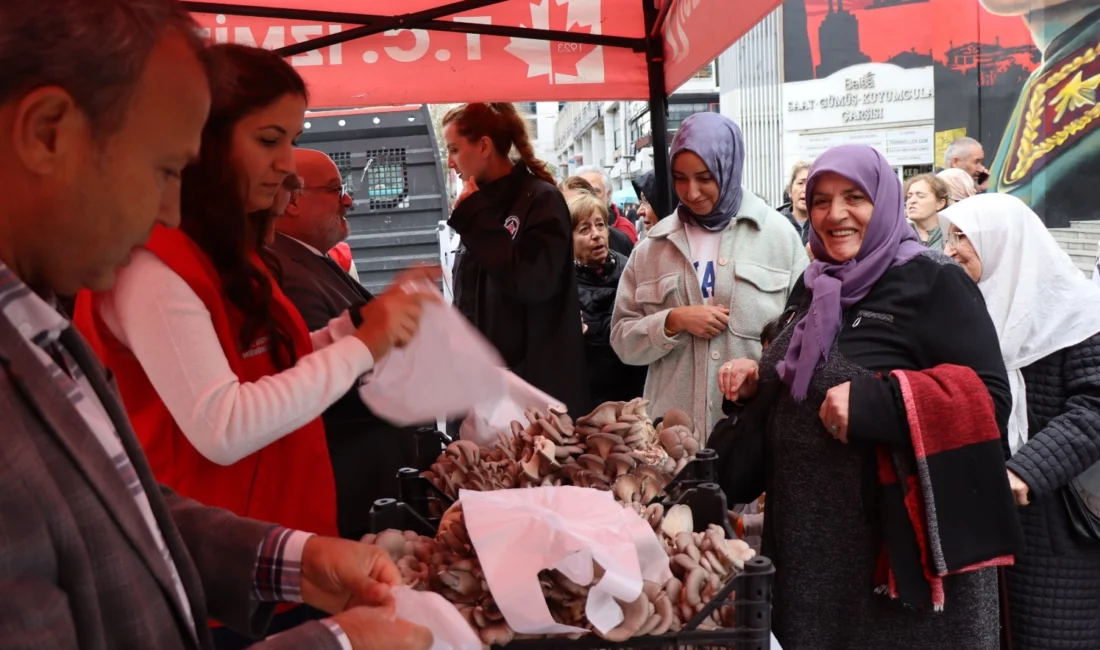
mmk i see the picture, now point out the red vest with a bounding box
[73,227,338,537]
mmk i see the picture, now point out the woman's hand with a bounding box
[666,305,730,339]
[453,176,479,209]
[819,382,851,443]
[719,358,759,401]
[355,266,442,359]
[1007,469,1030,506]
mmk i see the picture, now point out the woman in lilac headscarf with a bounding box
[611,112,807,433]
[709,145,1015,649]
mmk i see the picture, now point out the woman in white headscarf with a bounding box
[942,193,1100,650]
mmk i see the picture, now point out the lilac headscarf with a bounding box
[777,144,925,400]
[670,112,745,231]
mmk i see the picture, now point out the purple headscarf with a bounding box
[670,112,745,232]
[776,144,925,400]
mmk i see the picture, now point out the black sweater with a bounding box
[711,253,1012,502]
[449,163,588,416]
[576,252,646,408]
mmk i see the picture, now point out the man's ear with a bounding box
[10,86,88,176]
[283,193,301,219]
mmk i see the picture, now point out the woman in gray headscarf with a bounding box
[611,113,808,433]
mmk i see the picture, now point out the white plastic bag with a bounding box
[358,301,508,426]
[392,586,482,650]
[458,371,564,447]
[459,486,673,636]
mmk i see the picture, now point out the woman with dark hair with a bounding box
[444,102,587,415]
[72,44,434,646]
[711,145,1022,649]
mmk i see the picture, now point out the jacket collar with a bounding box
[645,188,768,241]
[0,265,202,645]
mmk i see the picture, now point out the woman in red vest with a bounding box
[73,44,434,648]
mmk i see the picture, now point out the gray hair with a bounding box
[943,137,981,169]
[574,165,612,196]
[0,0,205,139]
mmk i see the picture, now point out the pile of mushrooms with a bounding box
[366,498,756,646]
[364,400,758,646]
[423,399,703,512]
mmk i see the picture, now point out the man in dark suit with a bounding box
[0,2,431,648]
[271,148,421,541]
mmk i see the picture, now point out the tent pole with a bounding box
[644,0,672,219]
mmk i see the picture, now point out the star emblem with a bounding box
[1049,70,1100,124]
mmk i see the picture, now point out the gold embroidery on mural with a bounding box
[1005,45,1100,186]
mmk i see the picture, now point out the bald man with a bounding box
[271,149,419,540]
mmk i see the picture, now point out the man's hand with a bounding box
[300,536,401,616]
[666,305,730,339]
[819,382,851,444]
[1007,469,1030,506]
[331,606,433,650]
[718,358,759,402]
[355,266,442,359]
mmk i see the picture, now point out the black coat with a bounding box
[576,252,646,409]
[1004,332,1100,649]
[269,234,419,541]
[450,163,588,416]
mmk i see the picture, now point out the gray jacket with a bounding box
[0,315,339,649]
[610,191,809,435]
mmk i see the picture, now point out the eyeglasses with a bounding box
[945,230,968,248]
[302,184,352,197]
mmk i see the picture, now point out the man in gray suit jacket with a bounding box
[0,2,431,649]
[271,149,423,541]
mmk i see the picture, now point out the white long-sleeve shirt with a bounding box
[98,249,374,466]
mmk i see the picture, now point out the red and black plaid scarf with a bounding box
[874,364,1022,611]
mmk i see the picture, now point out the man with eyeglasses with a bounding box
[270,148,420,540]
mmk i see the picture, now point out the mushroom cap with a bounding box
[601,421,632,434]
[606,452,638,477]
[520,454,541,481]
[662,408,693,430]
[585,432,624,458]
[537,418,566,444]
[576,453,607,473]
[661,504,695,538]
[599,593,651,642]
[612,474,642,503]
[577,401,621,428]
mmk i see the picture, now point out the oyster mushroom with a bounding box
[606,452,638,477]
[534,437,560,467]
[598,592,651,642]
[373,529,408,562]
[445,439,481,467]
[662,408,693,430]
[585,432,623,459]
[576,454,607,474]
[537,419,566,444]
[479,622,515,646]
[661,504,694,538]
[577,401,620,428]
[612,474,642,504]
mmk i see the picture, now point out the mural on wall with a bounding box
[930,1,1039,192]
[969,0,1100,227]
[783,0,933,83]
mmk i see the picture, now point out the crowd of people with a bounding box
[3,2,1100,650]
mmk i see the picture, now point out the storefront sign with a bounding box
[797,125,933,166]
[783,63,934,132]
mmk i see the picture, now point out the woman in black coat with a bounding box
[568,192,646,408]
[443,103,587,415]
[943,193,1100,650]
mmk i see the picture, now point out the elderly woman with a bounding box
[569,192,646,407]
[904,173,949,250]
[611,113,807,433]
[711,144,1020,649]
[942,194,1100,650]
[937,168,977,205]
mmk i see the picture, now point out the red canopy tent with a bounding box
[181,0,781,215]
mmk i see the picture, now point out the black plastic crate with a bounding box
[490,556,774,650]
